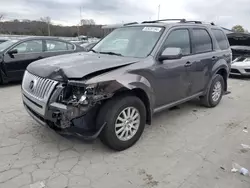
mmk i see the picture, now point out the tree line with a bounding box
[0,14,249,37]
[0,17,105,38]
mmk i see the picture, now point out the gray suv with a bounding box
[21,19,232,151]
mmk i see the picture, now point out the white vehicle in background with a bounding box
[80,41,97,51]
[70,40,87,46]
[227,32,250,76]
[230,56,250,76]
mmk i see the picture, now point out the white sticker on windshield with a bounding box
[142,27,162,32]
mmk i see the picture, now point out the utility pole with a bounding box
[45,17,51,36]
[40,16,51,36]
[47,21,50,36]
[80,7,82,20]
[0,14,4,33]
[158,4,161,20]
[77,24,80,36]
[79,7,82,37]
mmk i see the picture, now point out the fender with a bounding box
[120,74,155,124]
[203,58,229,95]
[85,71,155,124]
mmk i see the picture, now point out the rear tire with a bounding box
[97,95,146,151]
[200,74,224,108]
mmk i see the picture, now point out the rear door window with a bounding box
[211,29,229,50]
[45,40,73,52]
[192,29,212,53]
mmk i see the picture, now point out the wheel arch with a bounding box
[113,87,153,125]
[215,68,228,91]
[211,59,229,92]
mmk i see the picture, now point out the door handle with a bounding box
[184,61,192,67]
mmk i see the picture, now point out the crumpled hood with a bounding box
[27,52,139,80]
[231,46,250,52]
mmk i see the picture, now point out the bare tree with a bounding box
[0,14,3,21]
[81,19,95,26]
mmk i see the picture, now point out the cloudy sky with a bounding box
[0,0,250,30]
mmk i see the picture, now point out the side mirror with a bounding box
[159,47,182,61]
[8,49,18,56]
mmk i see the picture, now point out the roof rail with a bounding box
[142,19,186,24]
[141,19,215,25]
[184,21,202,24]
[102,22,138,29]
[184,20,215,25]
[123,22,138,26]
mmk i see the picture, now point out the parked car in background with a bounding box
[227,32,250,60]
[22,19,231,151]
[230,56,250,76]
[70,40,87,46]
[226,32,250,76]
[0,39,8,44]
[81,41,97,51]
[0,37,84,84]
[230,46,250,61]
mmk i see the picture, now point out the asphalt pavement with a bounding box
[0,78,250,188]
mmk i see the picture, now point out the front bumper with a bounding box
[230,65,250,76]
[22,86,104,140]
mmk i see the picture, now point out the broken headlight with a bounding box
[55,81,115,128]
[59,81,113,107]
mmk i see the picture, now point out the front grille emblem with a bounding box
[29,80,36,92]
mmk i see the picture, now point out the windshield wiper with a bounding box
[98,51,123,56]
[90,49,97,53]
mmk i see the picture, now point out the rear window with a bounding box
[45,40,74,51]
[192,29,212,53]
[212,29,229,50]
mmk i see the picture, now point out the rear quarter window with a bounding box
[211,29,229,50]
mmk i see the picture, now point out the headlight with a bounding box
[86,83,98,89]
[61,80,114,106]
[85,83,98,95]
[68,80,115,96]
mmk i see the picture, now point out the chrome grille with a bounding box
[22,71,58,100]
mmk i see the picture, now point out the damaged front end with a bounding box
[47,80,114,139]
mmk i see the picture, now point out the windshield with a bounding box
[0,40,19,52]
[235,57,246,62]
[92,26,164,58]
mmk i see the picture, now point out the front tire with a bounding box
[97,95,146,151]
[200,74,224,107]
